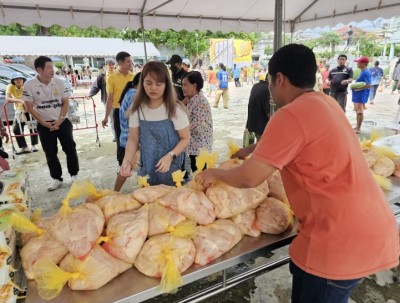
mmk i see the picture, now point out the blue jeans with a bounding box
[290,261,362,303]
[369,84,379,101]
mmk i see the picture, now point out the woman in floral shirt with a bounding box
[182,71,213,172]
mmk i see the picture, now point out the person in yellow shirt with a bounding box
[102,51,133,167]
[6,72,38,154]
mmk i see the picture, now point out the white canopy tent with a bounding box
[1,0,399,33]
[0,36,160,57]
[1,0,399,59]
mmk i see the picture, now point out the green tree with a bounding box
[353,32,381,58]
[316,32,342,56]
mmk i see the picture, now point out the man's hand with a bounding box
[231,144,257,159]
[102,118,108,128]
[0,129,9,144]
[195,169,218,190]
[41,121,56,130]
[51,118,64,130]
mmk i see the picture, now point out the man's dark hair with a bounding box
[268,44,316,89]
[374,61,380,66]
[338,54,347,60]
[34,56,52,70]
[116,51,131,64]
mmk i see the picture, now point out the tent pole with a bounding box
[140,0,149,63]
[273,0,283,53]
[271,0,283,116]
[140,16,148,63]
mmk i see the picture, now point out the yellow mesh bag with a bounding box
[33,258,80,300]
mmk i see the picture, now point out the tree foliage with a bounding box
[316,32,342,56]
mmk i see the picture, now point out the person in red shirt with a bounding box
[196,44,399,303]
[321,63,330,95]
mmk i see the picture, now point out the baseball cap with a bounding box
[105,58,116,65]
[166,54,182,65]
[182,58,191,66]
[354,56,369,64]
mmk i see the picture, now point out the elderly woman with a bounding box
[182,71,213,173]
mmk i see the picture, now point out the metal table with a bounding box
[25,223,297,303]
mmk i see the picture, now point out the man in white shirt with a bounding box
[23,56,79,191]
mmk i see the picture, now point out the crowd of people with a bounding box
[0,45,399,303]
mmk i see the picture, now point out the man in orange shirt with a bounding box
[196,44,399,303]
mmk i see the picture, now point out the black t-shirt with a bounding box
[328,66,353,93]
[171,69,187,101]
[246,80,270,135]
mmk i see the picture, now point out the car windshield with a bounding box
[10,64,37,76]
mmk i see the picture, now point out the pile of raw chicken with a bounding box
[14,157,293,300]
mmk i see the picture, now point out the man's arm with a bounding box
[102,93,113,128]
[87,75,101,98]
[52,96,69,129]
[25,102,53,129]
[196,156,277,189]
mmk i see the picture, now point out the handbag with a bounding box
[243,129,256,147]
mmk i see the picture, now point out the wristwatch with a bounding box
[59,116,65,120]
[168,151,176,159]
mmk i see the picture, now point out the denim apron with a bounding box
[138,117,184,186]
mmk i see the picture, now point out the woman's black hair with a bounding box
[119,72,141,104]
[182,71,204,91]
[268,44,317,89]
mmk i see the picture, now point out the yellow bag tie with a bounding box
[227,140,240,158]
[137,175,150,188]
[172,170,186,188]
[0,210,44,236]
[33,258,81,300]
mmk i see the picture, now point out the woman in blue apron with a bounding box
[120,61,190,186]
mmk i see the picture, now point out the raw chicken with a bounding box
[102,205,148,263]
[192,219,242,266]
[20,233,68,280]
[148,202,187,237]
[267,170,287,201]
[254,197,293,235]
[206,180,268,219]
[157,187,216,225]
[392,157,400,178]
[135,233,195,278]
[133,185,175,204]
[85,190,121,204]
[218,158,243,170]
[372,156,395,177]
[231,209,261,237]
[59,245,131,290]
[363,148,379,168]
[20,216,53,246]
[46,203,105,259]
[90,194,142,223]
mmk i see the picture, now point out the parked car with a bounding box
[8,64,37,77]
[89,67,100,77]
[0,65,31,81]
[0,81,16,125]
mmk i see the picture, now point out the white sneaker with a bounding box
[71,175,78,182]
[48,179,62,191]
[31,145,38,152]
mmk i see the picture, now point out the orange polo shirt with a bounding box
[252,91,399,280]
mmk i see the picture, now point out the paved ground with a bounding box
[10,81,400,303]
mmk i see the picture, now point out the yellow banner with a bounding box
[233,39,252,63]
